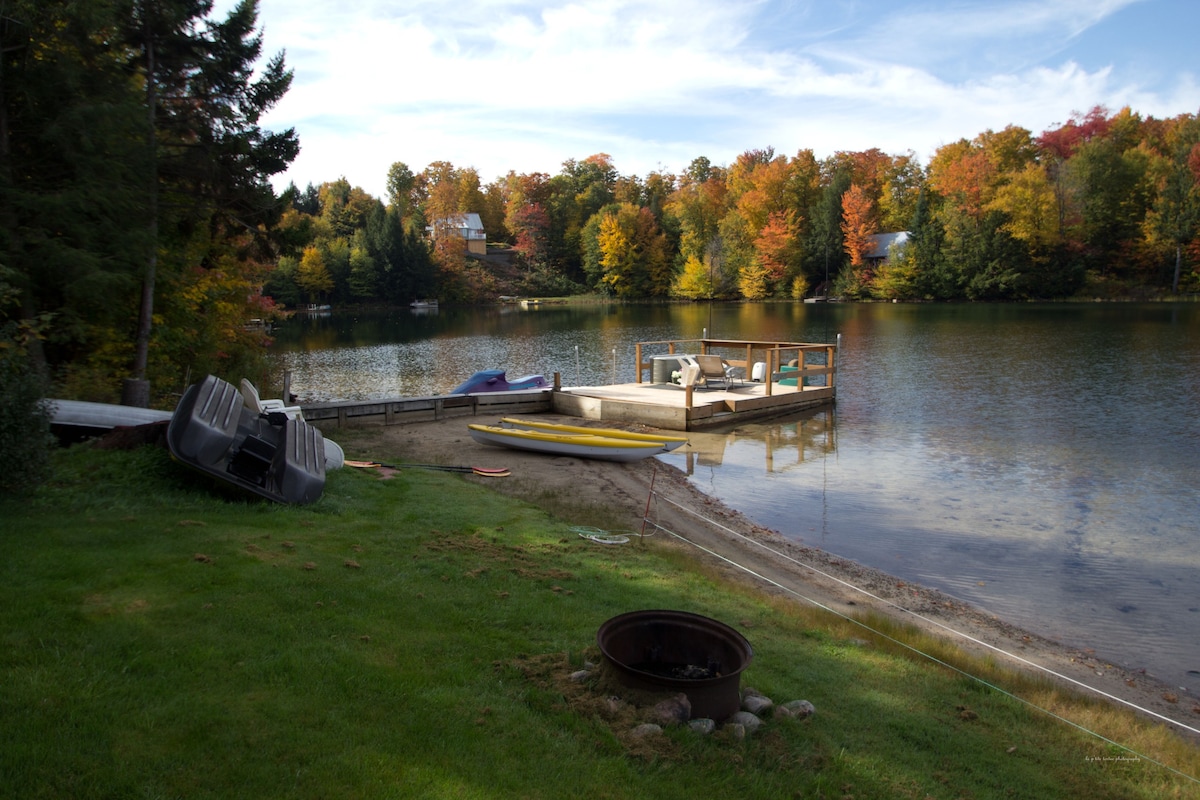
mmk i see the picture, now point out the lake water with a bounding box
[269,302,1200,693]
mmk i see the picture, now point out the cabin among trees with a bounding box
[429,213,487,255]
[866,232,910,268]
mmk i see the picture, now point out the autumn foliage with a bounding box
[272,105,1200,309]
[7,0,1200,419]
[840,184,876,267]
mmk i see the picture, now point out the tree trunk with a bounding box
[126,25,157,407]
[1173,244,1182,295]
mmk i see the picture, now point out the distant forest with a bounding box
[274,104,1200,311]
[2,0,1198,405]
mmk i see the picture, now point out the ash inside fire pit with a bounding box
[597,610,753,721]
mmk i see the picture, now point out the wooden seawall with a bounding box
[301,390,552,428]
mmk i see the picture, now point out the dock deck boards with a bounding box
[299,380,833,433]
[555,380,834,430]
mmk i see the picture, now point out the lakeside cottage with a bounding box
[428,212,487,255]
[865,231,909,268]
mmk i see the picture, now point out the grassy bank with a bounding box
[2,444,1198,799]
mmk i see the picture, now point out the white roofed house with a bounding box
[428,212,487,256]
[865,231,910,268]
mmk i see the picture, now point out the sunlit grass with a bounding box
[2,444,1198,799]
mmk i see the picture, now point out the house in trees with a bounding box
[865,232,909,268]
[428,213,487,255]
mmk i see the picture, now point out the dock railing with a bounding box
[634,338,836,397]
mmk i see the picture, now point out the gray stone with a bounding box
[781,699,816,718]
[568,669,591,682]
[725,722,746,740]
[726,710,762,733]
[630,723,662,738]
[650,693,691,726]
[742,693,774,715]
[687,718,716,735]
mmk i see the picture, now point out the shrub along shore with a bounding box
[2,442,1199,799]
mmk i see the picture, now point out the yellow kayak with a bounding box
[499,417,688,451]
[468,424,673,462]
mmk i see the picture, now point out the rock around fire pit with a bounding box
[596,609,754,721]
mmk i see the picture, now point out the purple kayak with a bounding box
[452,369,548,395]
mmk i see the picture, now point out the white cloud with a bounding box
[207,0,1200,196]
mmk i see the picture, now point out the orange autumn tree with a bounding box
[841,183,876,267]
[927,139,997,220]
[755,210,801,284]
[839,182,878,299]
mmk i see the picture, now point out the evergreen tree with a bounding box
[120,0,298,403]
[0,0,149,393]
[906,187,946,299]
[805,171,850,293]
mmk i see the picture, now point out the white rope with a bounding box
[643,488,1200,782]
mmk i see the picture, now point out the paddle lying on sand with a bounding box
[345,460,510,477]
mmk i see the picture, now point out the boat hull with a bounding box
[453,370,548,395]
[49,399,173,442]
[468,424,667,462]
[167,375,326,504]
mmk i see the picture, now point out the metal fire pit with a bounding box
[596,610,753,721]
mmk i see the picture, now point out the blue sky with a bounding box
[215,0,1200,198]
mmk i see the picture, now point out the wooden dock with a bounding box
[300,337,837,432]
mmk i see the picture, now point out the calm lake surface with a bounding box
[270,302,1200,692]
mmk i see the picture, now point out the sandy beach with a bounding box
[328,413,1199,739]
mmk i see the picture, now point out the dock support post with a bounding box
[834,334,841,390]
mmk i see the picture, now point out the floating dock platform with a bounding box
[299,337,836,432]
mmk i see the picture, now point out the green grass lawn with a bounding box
[2,444,1198,799]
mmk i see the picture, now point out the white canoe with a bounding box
[499,417,688,452]
[468,424,670,462]
[49,399,173,435]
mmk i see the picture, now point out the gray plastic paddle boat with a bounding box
[167,374,326,504]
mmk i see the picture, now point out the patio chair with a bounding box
[678,361,702,387]
[240,378,303,420]
[240,378,345,470]
[695,354,740,389]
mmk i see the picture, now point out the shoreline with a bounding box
[328,414,1200,740]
